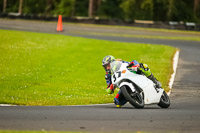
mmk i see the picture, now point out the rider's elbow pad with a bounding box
[105,74,111,80]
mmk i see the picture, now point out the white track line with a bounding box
[167,50,179,96]
[0,104,17,106]
[68,103,114,107]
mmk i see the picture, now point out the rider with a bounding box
[102,55,162,107]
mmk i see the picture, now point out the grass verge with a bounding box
[0,130,171,133]
[70,31,200,42]
[0,131,86,133]
[66,22,200,35]
[0,29,176,105]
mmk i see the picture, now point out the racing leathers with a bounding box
[105,60,162,106]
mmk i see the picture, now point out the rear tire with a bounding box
[121,85,144,108]
[158,91,170,108]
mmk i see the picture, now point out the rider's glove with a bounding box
[106,84,114,94]
[138,63,152,77]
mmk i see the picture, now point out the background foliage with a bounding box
[0,0,200,22]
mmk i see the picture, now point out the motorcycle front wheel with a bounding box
[121,85,144,109]
[158,91,170,108]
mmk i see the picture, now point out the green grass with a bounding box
[70,30,200,42]
[0,131,77,133]
[65,22,200,42]
[66,22,200,35]
[0,29,176,106]
[65,23,200,42]
[0,131,87,133]
[0,130,179,133]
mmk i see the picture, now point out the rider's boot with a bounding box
[114,98,122,107]
[114,97,127,108]
[148,74,162,88]
[116,104,122,108]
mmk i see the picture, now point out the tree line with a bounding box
[1,0,200,22]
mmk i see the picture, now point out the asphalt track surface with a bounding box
[0,19,200,132]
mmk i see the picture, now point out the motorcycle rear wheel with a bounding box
[121,85,144,109]
[158,91,170,108]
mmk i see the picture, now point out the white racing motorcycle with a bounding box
[110,61,170,108]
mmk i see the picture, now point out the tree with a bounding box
[23,0,46,15]
[3,0,7,13]
[120,0,136,20]
[88,0,93,17]
[74,0,88,16]
[18,0,23,14]
[141,0,153,20]
[45,0,54,16]
[194,0,200,13]
[88,0,101,17]
[194,0,200,20]
[97,0,123,19]
[167,0,194,21]
[120,0,154,21]
[152,0,168,21]
[1,0,199,22]
[53,0,75,17]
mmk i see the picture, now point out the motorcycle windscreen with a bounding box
[110,61,122,74]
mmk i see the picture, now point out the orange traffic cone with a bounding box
[57,15,63,32]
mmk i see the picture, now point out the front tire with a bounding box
[121,85,144,108]
[158,91,170,108]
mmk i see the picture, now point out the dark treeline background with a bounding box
[1,0,200,22]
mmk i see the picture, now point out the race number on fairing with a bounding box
[113,70,126,82]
